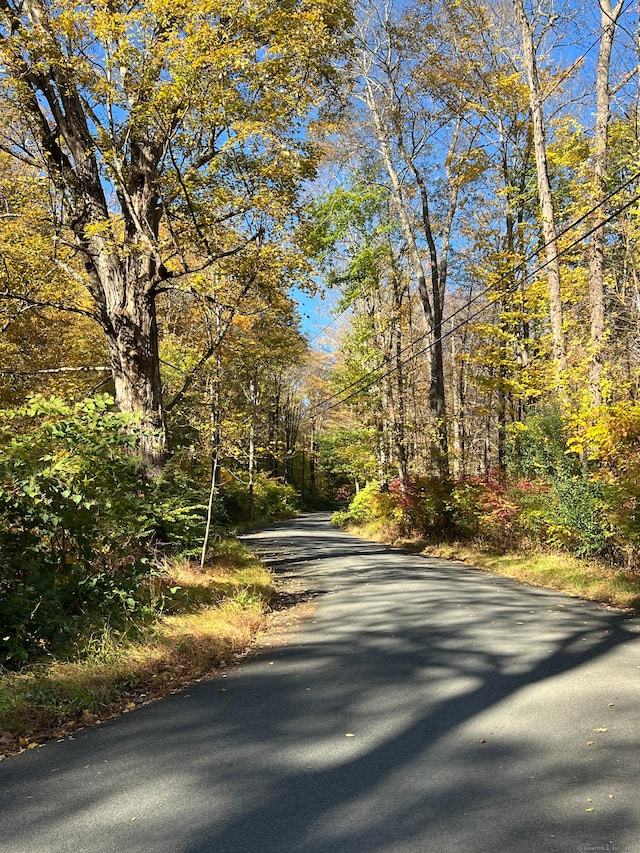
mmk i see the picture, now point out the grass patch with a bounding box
[340,521,640,613]
[0,539,274,754]
[428,544,640,611]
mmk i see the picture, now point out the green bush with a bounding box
[505,411,618,557]
[505,479,552,545]
[507,409,579,480]
[221,472,300,523]
[548,477,615,558]
[357,481,398,523]
[0,395,209,666]
[331,481,402,527]
[151,451,225,555]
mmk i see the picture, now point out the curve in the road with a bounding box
[1,513,639,853]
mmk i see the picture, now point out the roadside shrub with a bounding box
[331,477,456,539]
[505,410,618,558]
[447,476,530,550]
[447,479,484,540]
[507,409,579,480]
[464,479,520,549]
[390,477,456,538]
[329,422,633,565]
[331,481,401,526]
[606,482,640,569]
[568,403,640,566]
[151,451,224,555]
[333,485,354,504]
[0,395,202,666]
[506,478,551,545]
[221,472,300,523]
[548,477,615,558]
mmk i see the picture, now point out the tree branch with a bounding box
[0,288,100,321]
[0,365,110,375]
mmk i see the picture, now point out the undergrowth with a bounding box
[0,539,274,753]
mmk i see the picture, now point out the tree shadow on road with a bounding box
[2,515,639,853]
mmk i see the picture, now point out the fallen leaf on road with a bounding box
[345,733,355,737]
[594,728,608,733]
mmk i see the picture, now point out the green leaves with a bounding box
[0,395,214,666]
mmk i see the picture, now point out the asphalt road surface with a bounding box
[2,513,640,853]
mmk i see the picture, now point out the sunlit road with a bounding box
[2,513,640,853]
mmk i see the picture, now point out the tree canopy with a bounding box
[2,0,640,666]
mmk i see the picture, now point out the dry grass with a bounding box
[0,540,274,755]
[427,544,640,611]
[343,521,640,613]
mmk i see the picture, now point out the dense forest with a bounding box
[1,0,640,666]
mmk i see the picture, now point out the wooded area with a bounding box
[1,0,640,666]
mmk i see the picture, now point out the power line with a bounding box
[307,166,640,415]
[305,308,351,346]
[305,3,638,399]
[316,189,640,415]
[307,173,640,417]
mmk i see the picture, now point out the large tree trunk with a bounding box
[101,273,166,471]
[450,327,466,479]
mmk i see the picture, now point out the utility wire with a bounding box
[314,188,640,416]
[306,309,351,345]
[307,166,640,415]
[305,1,637,374]
[307,172,640,417]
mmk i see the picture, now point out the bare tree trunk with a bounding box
[497,379,507,473]
[512,0,568,392]
[309,417,317,498]
[248,373,259,522]
[387,334,409,492]
[388,260,409,490]
[361,74,451,477]
[450,326,466,479]
[200,319,224,569]
[589,0,624,405]
[376,418,389,483]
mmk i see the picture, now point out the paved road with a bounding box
[2,513,640,853]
